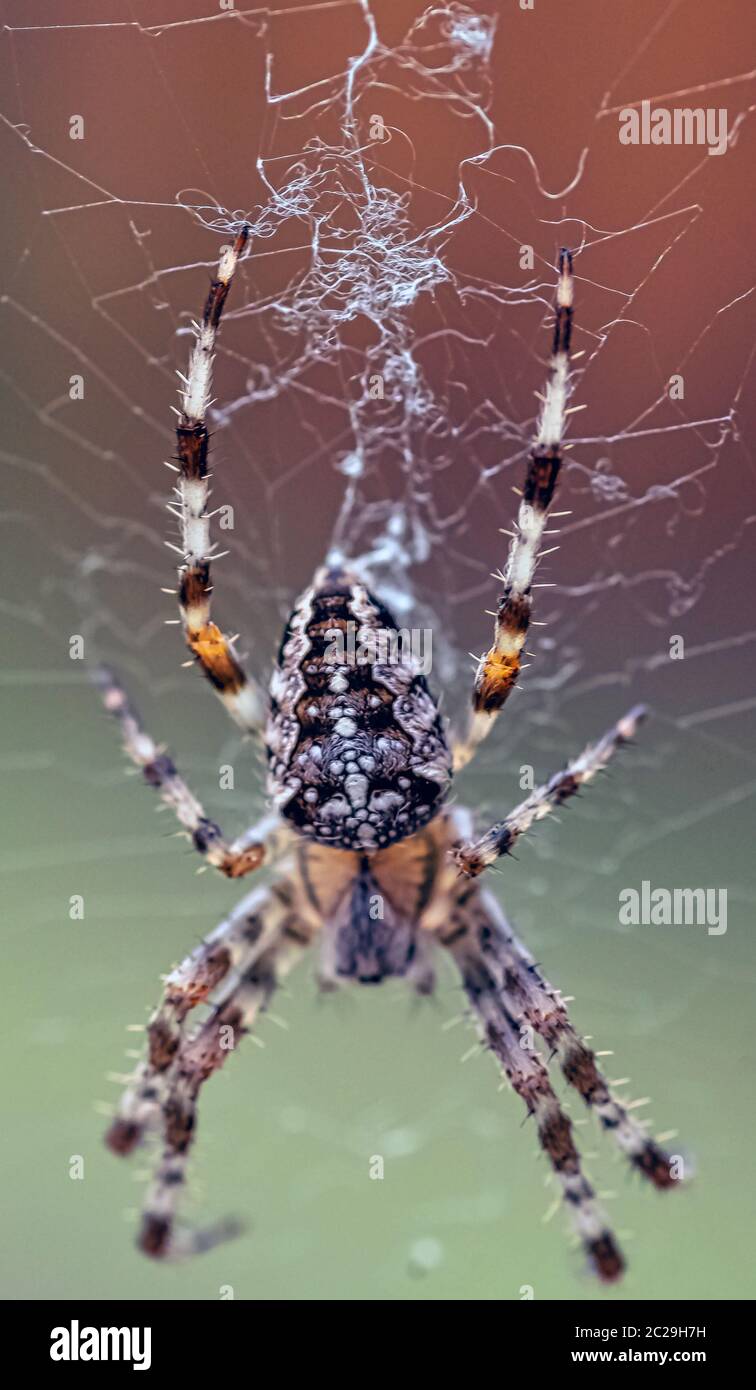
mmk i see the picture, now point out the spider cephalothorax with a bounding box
[267,568,452,851]
[98,234,680,1280]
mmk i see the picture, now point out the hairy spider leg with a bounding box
[442,919,625,1282]
[105,881,295,1156]
[173,225,265,733]
[454,250,574,771]
[138,923,313,1259]
[454,705,647,877]
[457,886,679,1189]
[94,666,282,878]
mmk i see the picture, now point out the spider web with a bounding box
[3,0,755,860]
[2,0,756,1298]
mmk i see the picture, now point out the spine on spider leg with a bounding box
[173,225,262,731]
[456,252,573,770]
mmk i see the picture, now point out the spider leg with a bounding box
[440,911,625,1282]
[462,887,678,1190]
[138,920,313,1260]
[94,666,290,878]
[105,881,294,1156]
[453,704,646,878]
[453,251,574,771]
[173,225,265,734]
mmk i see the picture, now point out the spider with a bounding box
[97,231,678,1282]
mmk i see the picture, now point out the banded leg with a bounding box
[454,250,574,771]
[454,705,646,878]
[462,887,678,1189]
[105,881,295,1157]
[94,666,289,878]
[138,923,313,1259]
[444,926,624,1282]
[172,225,264,733]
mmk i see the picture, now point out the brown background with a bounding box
[1,0,755,1300]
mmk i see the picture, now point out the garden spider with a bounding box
[97,232,678,1281]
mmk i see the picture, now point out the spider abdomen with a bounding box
[266,569,452,850]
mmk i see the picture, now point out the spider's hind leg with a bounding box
[438,882,680,1279]
[442,912,625,1282]
[138,914,313,1260]
[105,882,292,1157]
[473,896,679,1190]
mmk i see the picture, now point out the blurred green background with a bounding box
[2,0,755,1300]
[4,674,756,1301]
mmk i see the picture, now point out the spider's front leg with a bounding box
[172,224,265,734]
[454,704,647,878]
[454,250,574,771]
[94,666,290,878]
